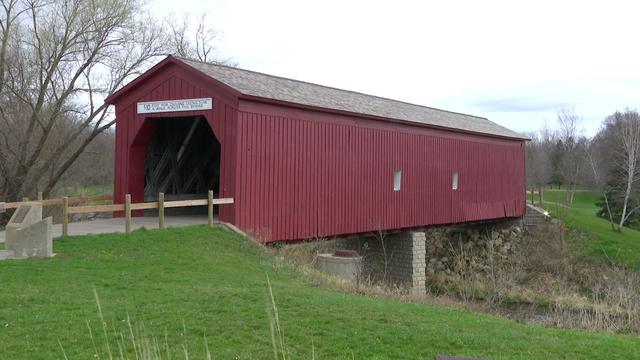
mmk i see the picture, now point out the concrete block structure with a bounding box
[338,231,426,294]
[317,253,363,282]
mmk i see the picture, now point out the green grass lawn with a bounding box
[62,184,112,197]
[541,189,640,268]
[1,226,639,359]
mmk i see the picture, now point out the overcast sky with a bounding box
[151,0,640,137]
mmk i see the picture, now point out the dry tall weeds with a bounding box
[430,224,640,334]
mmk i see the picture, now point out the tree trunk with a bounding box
[618,162,635,229]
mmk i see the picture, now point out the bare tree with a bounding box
[0,0,167,200]
[0,1,231,202]
[0,0,27,96]
[610,111,640,228]
[374,230,391,283]
[586,138,616,229]
[591,110,640,231]
[525,125,555,190]
[166,13,236,65]
[556,108,586,206]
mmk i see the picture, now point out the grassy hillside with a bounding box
[0,226,638,359]
[541,189,640,268]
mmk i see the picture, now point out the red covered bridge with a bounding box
[106,56,527,242]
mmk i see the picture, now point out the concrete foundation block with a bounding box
[337,230,427,294]
[317,253,363,282]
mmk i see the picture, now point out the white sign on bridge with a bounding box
[137,98,213,114]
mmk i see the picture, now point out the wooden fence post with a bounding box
[80,188,86,221]
[62,197,69,236]
[158,192,165,229]
[37,192,43,201]
[208,190,214,227]
[125,194,131,233]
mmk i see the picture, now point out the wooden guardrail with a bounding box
[1,192,112,210]
[63,190,233,235]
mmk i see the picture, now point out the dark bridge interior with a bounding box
[144,116,221,210]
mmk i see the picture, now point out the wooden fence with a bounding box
[526,187,544,206]
[2,192,112,210]
[1,190,233,236]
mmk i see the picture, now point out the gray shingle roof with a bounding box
[179,58,524,139]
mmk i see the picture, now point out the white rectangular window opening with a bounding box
[452,172,459,190]
[393,170,402,191]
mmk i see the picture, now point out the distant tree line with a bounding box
[526,108,640,231]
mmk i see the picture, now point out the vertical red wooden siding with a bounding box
[234,101,525,242]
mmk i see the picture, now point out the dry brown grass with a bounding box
[431,223,640,334]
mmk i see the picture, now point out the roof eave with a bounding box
[238,94,528,141]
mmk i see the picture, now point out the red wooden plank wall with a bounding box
[234,108,525,242]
